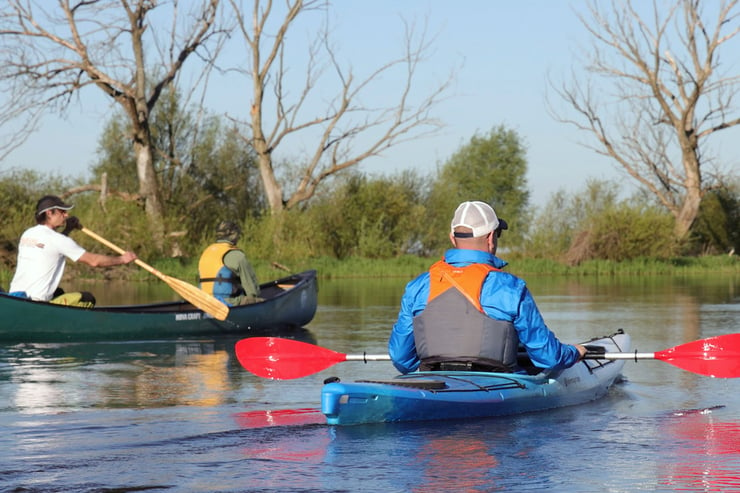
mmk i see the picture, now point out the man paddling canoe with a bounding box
[389,200,587,374]
[8,195,137,307]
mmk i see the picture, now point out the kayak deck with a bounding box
[321,331,630,425]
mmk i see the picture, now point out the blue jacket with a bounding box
[388,249,581,374]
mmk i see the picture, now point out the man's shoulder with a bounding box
[484,268,527,293]
[21,224,62,241]
[21,224,44,235]
[223,247,246,259]
[222,248,248,268]
[403,270,432,295]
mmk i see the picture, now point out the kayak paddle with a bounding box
[236,333,740,380]
[583,332,740,378]
[235,337,390,380]
[81,227,229,321]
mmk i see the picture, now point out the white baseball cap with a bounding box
[451,201,500,238]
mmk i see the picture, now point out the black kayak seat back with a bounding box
[356,379,447,390]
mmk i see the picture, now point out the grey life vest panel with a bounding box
[413,288,519,371]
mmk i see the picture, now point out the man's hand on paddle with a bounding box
[575,344,588,361]
[62,216,83,236]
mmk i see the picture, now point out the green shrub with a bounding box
[586,205,677,261]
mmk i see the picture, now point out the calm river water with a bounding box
[1,273,739,492]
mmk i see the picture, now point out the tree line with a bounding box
[0,121,737,273]
[0,0,738,263]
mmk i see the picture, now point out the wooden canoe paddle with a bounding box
[81,227,229,321]
[235,333,740,380]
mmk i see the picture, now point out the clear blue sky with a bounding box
[4,1,718,208]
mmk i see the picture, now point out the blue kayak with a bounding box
[321,331,630,425]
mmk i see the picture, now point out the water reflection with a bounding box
[1,274,739,492]
[1,327,317,412]
[411,434,499,492]
[658,409,740,491]
[2,340,231,411]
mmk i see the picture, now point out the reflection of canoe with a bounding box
[321,331,629,425]
[0,270,318,342]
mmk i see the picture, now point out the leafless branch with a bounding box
[227,0,451,211]
[550,0,740,238]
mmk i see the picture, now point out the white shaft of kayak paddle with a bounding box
[585,352,656,360]
[345,354,392,362]
[343,352,659,363]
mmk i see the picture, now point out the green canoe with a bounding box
[0,270,318,342]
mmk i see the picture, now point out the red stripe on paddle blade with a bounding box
[655,333,740,378]
[235,337,348,380]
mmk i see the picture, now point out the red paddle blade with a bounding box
[235,337,348,380]
[655,333,740,378]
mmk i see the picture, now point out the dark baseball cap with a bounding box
[35,195,74,217]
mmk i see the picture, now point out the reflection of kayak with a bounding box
[321,331,630,426]
[234,408,326,429]
[0,270,317,342]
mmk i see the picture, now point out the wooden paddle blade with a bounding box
[162,274,229,321]
[235,337,347,380]
[656,333,740,378]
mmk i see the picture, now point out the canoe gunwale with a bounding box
[1,269,315,313]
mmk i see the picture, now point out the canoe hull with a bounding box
[321,331,629,425]
[0,270,318,342]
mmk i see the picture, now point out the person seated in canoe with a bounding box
[8,195,138,308]
[388,200,587,374]
[198,220,262,306]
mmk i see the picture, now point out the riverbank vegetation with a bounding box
[1,250,738,291]
[0,149,737,289]
[1,2,739,290]
[0,123,738,289]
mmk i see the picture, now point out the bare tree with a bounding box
[227,0,451,213]
[552,0,740,239]
[0,0,227,242]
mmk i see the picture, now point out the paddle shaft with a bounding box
[348,352,656,363]
[345,354,392,362]
[355,352,653,362]
[583,351,655,361]
[81,227,159,276]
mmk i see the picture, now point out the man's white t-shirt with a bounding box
[9,224,86,301]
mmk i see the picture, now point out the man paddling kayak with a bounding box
[389,201,587,374]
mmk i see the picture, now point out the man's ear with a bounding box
[449,232,457,247]
[489,232,497,254]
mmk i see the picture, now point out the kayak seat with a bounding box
[420,356,510,373]
[516,351,544,375]
[357,379,447,390]
[425,361,509,372]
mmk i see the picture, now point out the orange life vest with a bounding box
[413,260,519,371]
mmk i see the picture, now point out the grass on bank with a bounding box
[0,254,737,290]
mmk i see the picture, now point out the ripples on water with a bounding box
[1,274,739,492]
